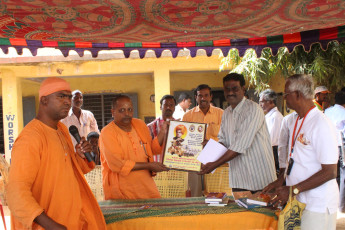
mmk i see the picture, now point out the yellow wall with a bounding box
[171,71,226,92]
[1,55,290,160]
[269,72,286,93]
[66,75,154,119]
[16,70,287,119]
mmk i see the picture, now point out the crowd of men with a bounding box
[5,73,344,229]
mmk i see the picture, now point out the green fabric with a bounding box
[58,42,75,47]
[196,41,213,46]
[314,101,322,110]
[125,43,142,47]
[267,35,284,44]
[99,197,278,225]
[0,38,11,45]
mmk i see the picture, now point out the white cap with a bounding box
[314,86,330,95]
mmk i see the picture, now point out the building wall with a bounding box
[171,71,225,92]
[66,75,154,120]
[0,55,289,160]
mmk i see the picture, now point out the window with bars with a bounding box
[82,93,138,131]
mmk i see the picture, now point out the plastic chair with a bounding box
[204,165,232,195]
[154,170,188,198]
[84,165,104,201]
[0,155,9,230]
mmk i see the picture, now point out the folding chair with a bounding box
[0,155,9,230]
[154,170,188,198]
[84,165,104,201]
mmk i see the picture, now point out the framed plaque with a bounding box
[162,120,207,172]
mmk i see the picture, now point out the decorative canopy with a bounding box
[1,0,345,58]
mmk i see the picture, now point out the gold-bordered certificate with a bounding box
[162,120,207,172]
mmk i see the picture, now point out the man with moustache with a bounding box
[200,73,276,192]
[147,95,176,162]
[7,77,107,230]
[183,84,223,196]
[313,86,331,111]
[264,74,338,229]
[99,94,169,199]
[61,90,99,148]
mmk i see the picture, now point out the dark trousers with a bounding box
[338,146,345,212]
[272,146,279,173]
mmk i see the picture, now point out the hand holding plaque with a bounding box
[162,121,207,172]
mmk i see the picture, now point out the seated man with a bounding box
[87,132,101,165]
[99,94,168,200]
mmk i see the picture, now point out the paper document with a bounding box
[197,138,227,164]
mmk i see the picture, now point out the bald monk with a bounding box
[6,78,107,230]
[99,94,168,199]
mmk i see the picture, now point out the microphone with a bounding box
[69,125,93,162]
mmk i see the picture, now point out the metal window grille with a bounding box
[82,93,138,130]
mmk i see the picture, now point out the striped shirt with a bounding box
[218,98,277,190]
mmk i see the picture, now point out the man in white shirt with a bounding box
[325,91,345,212]
[173,93,192,120]
[259,89,284,173]
[61,90,100,148]
[277,112,297,172]
[264,74,339,230]
[200,73,276,192]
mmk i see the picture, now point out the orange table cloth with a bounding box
[100,197,278,230]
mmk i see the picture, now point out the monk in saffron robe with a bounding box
[6,77,107,230]
[99,94,168,200]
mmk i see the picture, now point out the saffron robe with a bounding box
[99,119,162,200]
[7,119,107,230]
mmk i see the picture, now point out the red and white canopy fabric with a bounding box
[0,0,345,58]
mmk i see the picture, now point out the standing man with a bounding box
[325,91,345,212]
[259,89,284,173]
[147,95,176,162]
[99,95,168,200]
[173,93,192,120]
[265,74,338,229]
[277,111,298,173]
[7,77,107,230]
[313,86,331,111]
[183,84,223,142]
[200,73,276,192]
[61,90,99,148]
[182,84,223,197]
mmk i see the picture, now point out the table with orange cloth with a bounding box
[100,197,278,230]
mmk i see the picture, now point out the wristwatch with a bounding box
[293,186,300,195]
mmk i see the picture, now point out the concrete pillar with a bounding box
[1,70,23,163]
[153,68,171,118]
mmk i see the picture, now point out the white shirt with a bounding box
[286,108,339,214]
[325,104,345,146]
[61,109,100,147]
[173,104,187,120]
[265,107,283,146]
[218,98,277,190]
[278,112,297,168]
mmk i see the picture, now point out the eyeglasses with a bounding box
[283,91,296,97]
